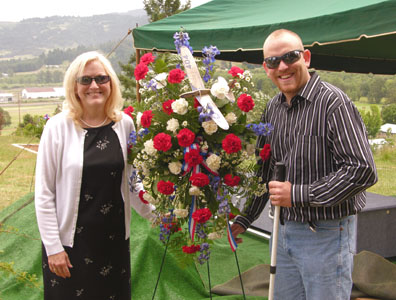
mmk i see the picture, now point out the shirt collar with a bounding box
[278,71,320,107]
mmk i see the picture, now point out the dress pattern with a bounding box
[42,122,131,300]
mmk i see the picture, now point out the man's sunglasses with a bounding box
[76,75,111,85]
[264,50,304,69]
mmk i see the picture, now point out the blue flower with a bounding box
[128,131,137,147]
[173,32,193,54]
[246,122,274,136]
[202,45,220,82]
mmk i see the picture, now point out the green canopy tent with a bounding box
[133,0,396,74]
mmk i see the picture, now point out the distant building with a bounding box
[369,138,387,147]
[380,123,396,135]
[0,92,13,102]
[21,87,65,99]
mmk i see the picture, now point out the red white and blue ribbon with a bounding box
[226,215,238,252]
[182,143,200,175]
[182,143,219,176]
[188,196,197,241]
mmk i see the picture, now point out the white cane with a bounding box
[268,162,286,300]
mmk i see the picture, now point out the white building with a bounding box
[0,93,13,102]
[380,123,396,134]
[21,87,65,99]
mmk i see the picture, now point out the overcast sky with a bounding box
[0,0,211,22]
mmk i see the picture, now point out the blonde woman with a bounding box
[35,51,153,299]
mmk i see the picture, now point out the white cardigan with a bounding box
[35,111,153,256]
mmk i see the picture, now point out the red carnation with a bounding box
[167,68,185,84]
[153,133,172,152]
[222,134,242,154]
[224,174,241,187]
[123,106,134,119]
[237,94,255,112]
[189,172,210,187]
[192,208,212,223]
[177,128,195,147]
[140,52,155,65]
[229,212,237,220]
[184,149,203,166]
[228,66,244,77]
[162,99,175,115]
[163,221,182,233]
[260,144,271,161]
[157,180,174,195]
[138,190,149,204]
[141,110,153,128]
[182,244,201,254]
[134,63,149,80]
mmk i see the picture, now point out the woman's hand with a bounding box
[48,251,73,278]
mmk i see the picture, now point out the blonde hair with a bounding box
[62,51,123,124]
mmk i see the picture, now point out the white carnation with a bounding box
[136,112,143,127]
[246,144,256,156]
[171,98,189,115]
[225,112,237,125]
[154,72,167,89]
[143,192,158,205]
[206,154,221,171]
[166,118,179,133]
[174,209,189,218]
[202,120,218,135]
[168,161,182,175]
[208,231,223,240]
[189,186,201,196]
[182,121,188,127]
[144,139,157,156]
[210,76,230,100]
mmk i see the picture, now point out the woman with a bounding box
[35,51,153,299]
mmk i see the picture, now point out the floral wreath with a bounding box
[127,31,272,265]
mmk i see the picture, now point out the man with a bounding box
[231,29,377,300]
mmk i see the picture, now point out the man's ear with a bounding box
[303,49,311,68]
[263,61,270,76]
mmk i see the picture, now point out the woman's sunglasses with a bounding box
[264,50,304,69]
[76,75,111,85]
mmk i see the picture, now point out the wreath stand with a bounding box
[151,230,247,300]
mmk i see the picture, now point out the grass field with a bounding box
[0,135,39,210]
[0,102,61,136]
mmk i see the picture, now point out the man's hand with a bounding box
[269,180,292,207]
[48,251,73,278]
[231,223,246,244]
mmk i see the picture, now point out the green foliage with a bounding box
[14,114,49,138]
[381,103,396,124]
[384,78,396,104]
[143,0,191,22]
[360,105,382,138]
[118,53,137,104]
[317,71,395,104]
[0,108,11,133]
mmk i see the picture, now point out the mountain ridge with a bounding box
[0,10,148,59]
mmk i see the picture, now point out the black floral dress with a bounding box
[42,122,131,300]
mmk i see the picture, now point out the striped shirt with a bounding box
[235,72,378,229]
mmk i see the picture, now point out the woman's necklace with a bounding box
[80,116,108,128]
